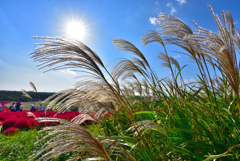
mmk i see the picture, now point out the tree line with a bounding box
[0,90,54,102]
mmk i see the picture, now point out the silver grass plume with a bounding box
[141,30,175,81]
[22,89,32,100]
[29,118,110,161]
[30,36,127,112]
[43,88,115,113]
[112,38,158,99]
[111,58,149,82]
[189,5,240,112]
[154,13,209,85]
[112,38,150,68]
[71,113,97,124]
[127,120,167,138]
[30,81,37,92]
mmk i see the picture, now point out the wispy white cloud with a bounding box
[176,0,187,5]
[170,7,177,14]
[166,2,177,14]
[174,55,181,58]
[184,78,196,84]
[60,69,76,76]
[149,17,158,25]
[166,2,172,7]
[0,59,2,62]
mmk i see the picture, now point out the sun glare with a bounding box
[66,20,87,40]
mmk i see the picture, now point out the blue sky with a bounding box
[0,0,240,92]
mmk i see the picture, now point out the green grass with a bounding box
[0,128,81,161]
[0,129,45,161]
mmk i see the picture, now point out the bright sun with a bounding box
[66,21,87,40]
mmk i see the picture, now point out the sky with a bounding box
[0,0,240,92]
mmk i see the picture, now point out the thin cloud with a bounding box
[166,2,172,7]
[60,69,76,76]
[170,6,177,15]
[174,55,181,58]
[176,0,187,5]
[166,2,177,14]
[184,78,196,83]
[149,17,158,25]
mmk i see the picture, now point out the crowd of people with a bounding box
[0,102,45,112]
[9,102,23,112]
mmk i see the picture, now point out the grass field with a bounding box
[0,129,80,161]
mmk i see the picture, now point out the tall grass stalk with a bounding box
[29,6,240,161]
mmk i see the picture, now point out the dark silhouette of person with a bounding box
[30,106,36,112]
[15,102,20,111]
